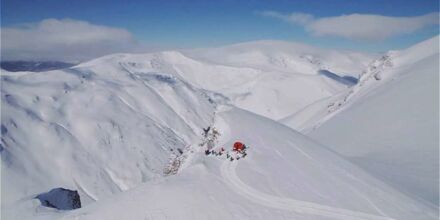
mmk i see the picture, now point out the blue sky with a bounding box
[1,0,439,60]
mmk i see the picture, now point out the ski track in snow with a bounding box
[220,161,394,220]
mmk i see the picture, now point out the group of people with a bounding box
[205,147,225,156]
[205,141,248,161]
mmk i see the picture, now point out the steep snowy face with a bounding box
[282,36,439,132]
[281,53,396,132]
[305,36,439,205]
[329,36,439,114]
[42,107,436,220]
[1,65,216,207]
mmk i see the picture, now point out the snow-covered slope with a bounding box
[2,38,437,220]
[287,37,440,206]
[282,36,438,132]
[77,40,372,121]
[21,107,437,220]
[1,40,370,219]
[184,40,373,119]
[1,65,215,213]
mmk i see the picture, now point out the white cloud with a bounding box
[260,11,439,41]
[1,19,147,61]
[260,11,314,26]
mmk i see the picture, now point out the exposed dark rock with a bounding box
[36,188,81,210]
[1,124,7,135]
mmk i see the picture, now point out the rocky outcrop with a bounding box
[36,188,81,210]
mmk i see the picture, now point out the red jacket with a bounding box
[233,142,245,151]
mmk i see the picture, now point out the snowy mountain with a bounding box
[306,36,439,206]
[281,37,439,132]
[1,62,216,212]
[183,40,373,119]
[51,107,436,220]
[73,41,372,121]
[1,38,438,220]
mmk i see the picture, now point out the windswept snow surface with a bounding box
[282,36,438,132]
[77,40,373,121]
[283,37,439,206]
[183,40,373,119]
[1,63,216,218]
[1,39,437,220]
[38,107,436,220]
